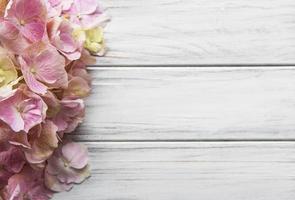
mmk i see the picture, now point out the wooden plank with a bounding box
[73,67,295,141]
[55,142,295,200]
[97,0,295,65]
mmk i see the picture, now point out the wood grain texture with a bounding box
[97,0,295,65]
[55,142,295,200]
[72,67,295,141]
[53,1,295,199]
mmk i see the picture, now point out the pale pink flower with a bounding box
[64,76,91,99]
[65,0,109,29]
[52,99,85,133]
[45,142,90,192]
[47,0,73,18]
[68,61,91,85]
[0,85,47,133]
[47,17,82,61]
[5,0,47,42]
[41,91,60,119]
[42,92,85,133]
[19,42,68,95]
[25,121,59,164]
[2,166,53,200]
[0,18,30,54]
[63,61,91,99]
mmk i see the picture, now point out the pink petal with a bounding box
[80,11,108,29]
[32,45,68,88]
[0,90,25,132]
[20,99,44,132]
[59,33,78,53]
[0,20,30,54]
[64,76,91,99]
[62,50,81,61]
[74,0,97,14]
[45,173,73,192]
[20,58,48,95]
[62,142,88,169]
[25,121,58,164]
[0,86,47,132]
[0,20,19,40]
[13,0,45,21]
[49,0,61,7]
[0,146,25,173]
[21,21,45,42]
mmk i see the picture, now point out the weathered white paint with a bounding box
[55,142,295,200]
[71,67,295,141]
[54,0,295,199]
[96,0,295,65]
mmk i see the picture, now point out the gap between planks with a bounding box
[88,64,295,68]
[73,139,295,143]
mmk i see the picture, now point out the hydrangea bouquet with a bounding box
[0,0,108,199]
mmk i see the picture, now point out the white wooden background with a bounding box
[56,0,295,199]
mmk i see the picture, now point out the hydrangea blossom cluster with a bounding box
[0,0,108,199]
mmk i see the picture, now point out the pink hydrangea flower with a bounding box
[1,166,53,200]
[53,99,85,133]
[42,91,85,133]
[0,85,47,133]
[63,61,91,99]
[47,0,73,18]
[47,17,82,61]
[64,76,91,99]
[65,0,108,29]
[0,122,30,153]
[0,0,109,197]
[0,19,32,55]
[45,142,90,192]
[5,0,47,42]
[24,121,59,164]
[68,61,91,84]
[19,42,68,95]
[0,145,25,188]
